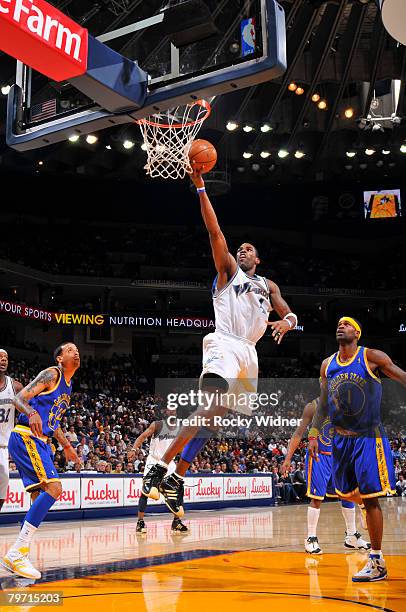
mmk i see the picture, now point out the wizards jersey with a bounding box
[326,346,382,434]
[18,367,71,437]
[213,267,272,344]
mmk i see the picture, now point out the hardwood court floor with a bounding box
[0,498,405,611]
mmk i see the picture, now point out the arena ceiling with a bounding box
[1,0,406,185]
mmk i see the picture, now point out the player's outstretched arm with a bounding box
[366,349,406,386]
[267,280,298,344]
[280,400,316,474]
[127,421,157,461]
[190,171,237,287]
[15,368,59,436]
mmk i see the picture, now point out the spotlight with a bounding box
[229,41,240,54]
[318,100,328,110]
[260,151,271,159]
[288,83,297,92]
[365,148,375,156]
[260,123,272,133]
[86,134,98,145]
[376,160,384,167]
[400,144,406,153]
[389,162,396,167]
[68,134,80,143]
[38,160,44,166]
[236,166,245,173]
[141,142,148,151]
[243,124,254,133]
[344,108,354,119]
[294,150,306,159]
[226,121,238,131]
[295,87,305,96]
[243,151,253,159]
[123,140,135,150]
[278,149,289,159]
[344,164,353,170]
[252,163,261,172]
[311,93,320,103]
[382,149,390,155]
[360,163,367,169]
[346,151,356,158]
[105,145,112,150]
[1,85,11,95]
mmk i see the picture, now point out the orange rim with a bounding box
[135,99,211,129]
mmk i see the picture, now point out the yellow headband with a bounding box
[338,317,361,338]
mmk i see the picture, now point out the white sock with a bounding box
[12,521,37,550]
[341,506,356,535]
[370,549,382,558]
[307,507,320,538]
[157,460,168,468]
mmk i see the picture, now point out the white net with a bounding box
[136,99,211,180]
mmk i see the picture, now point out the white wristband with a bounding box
[284,313,298,328]
[197,187,206,193]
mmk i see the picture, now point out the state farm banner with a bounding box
[50,478,81,511]
[0,0,88,81]
[3,479,30,512]
[249,476,273,499]
[81,477,124,509]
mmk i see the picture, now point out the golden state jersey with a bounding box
[326,346,382,434]
[18,367,71,437]
[213,267,272,344]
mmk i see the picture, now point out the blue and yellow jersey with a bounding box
[18,366,71,438]
[326,346,382,434]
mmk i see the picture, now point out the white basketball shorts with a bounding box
[200,331,258,415]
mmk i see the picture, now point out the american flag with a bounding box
[30,99,57,123]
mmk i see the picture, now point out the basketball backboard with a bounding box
[6,0,286,151]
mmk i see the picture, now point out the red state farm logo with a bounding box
[84,480,120,503]
[5,485,25,508]
[0,0,88,81]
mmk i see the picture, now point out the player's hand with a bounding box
[190,169,205,189]
[127,449,137,462]
[280,459,290,475]
[308,438,319,462]
[267,320,291,344]
[63,444,80,463]
[29,412,43,437]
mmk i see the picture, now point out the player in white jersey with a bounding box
[142,170,298,516]
[0,349,23,510]
[127,411,188,534]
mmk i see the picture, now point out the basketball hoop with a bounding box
[136,99,211,180]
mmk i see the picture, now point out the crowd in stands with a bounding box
[0,216,405,290]
[6,354,406,501]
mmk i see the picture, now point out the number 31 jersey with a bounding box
[0,376,16,446]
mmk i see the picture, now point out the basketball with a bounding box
[188,139,217,174]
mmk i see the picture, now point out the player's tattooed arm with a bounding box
[14,368,58,416]
[366,349,406,386]
[190,171,237,286]
[309,360,329,460]
[127,421,157,461]
[267,281,297,344]
[280,400,316,473]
